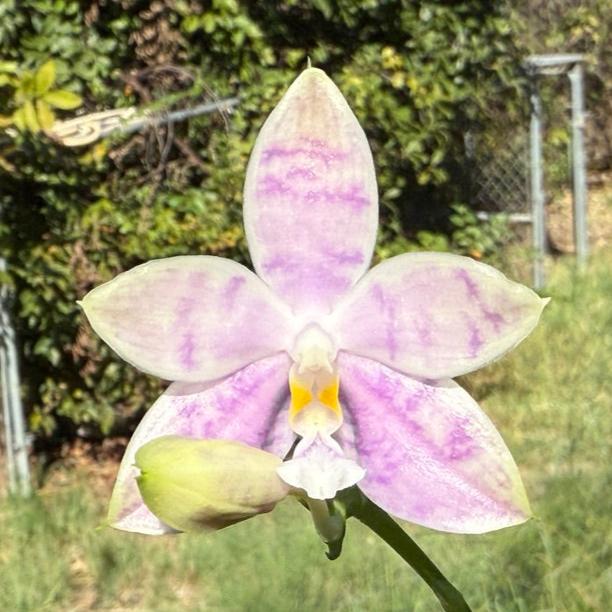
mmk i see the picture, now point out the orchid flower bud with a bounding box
[135,436,291,532]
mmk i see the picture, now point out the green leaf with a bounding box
[12,107,26,131]
[44,89,82,110]
[36,99,55,129]
[23,100,40,133]
[35,60,56,95]
[0,60,18,74]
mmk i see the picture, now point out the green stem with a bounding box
[351,495,472,612]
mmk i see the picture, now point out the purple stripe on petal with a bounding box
[81,256,295,382]
[107,354,292,535]
[338,352,531,534]
[244,69,378,315]
[333,252,549,379]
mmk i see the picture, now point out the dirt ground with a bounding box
[547,171,612,253]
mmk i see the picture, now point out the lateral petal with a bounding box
[338,353,531,534]
[333,252,548,378]
[244,68,378,316]
[107,353,291,535]
[81,256,295,382]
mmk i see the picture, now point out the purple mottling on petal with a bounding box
[260,138,348,167]
[258,174,291,198]
[176,295,197,319]
[484,309,505,331]
[456,267,506,332]
[179,333,196,369]
[445,424,477,461]
[261,255,291,274]
[468,323,484,357]
[257,174,369,211]
[372,284,398,361]
[222,275,246,310]
[337,353,530,533]
[414,312,433,348]
[455,268,480,299]
[286,166,316,180]
[320,247,364,266]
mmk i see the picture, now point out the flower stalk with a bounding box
[337,487,472,612]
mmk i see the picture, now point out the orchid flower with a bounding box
[81,68,547,540]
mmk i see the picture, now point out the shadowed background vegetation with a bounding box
[0,0,608,442]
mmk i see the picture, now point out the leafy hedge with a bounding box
[0,1,527,440]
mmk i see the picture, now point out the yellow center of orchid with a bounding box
[288,324,342,437]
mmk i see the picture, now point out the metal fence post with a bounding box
[0,258,31,496]
[529,81,546,290]
[568,63,589,268]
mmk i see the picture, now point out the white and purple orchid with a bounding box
[81,68,547,537]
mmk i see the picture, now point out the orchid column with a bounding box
[81,68,547,611]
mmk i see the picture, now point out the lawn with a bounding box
[1,251,610,611]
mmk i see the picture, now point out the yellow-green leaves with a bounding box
[135,436,291,532]
[1,59,82,134]
[34,60,56,96]
[43,90,82,110]
[35,99,55,130]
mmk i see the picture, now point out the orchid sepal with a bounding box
[80,255,296,383]
[332,252,549,379]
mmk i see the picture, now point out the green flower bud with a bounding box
[135,436,291,532]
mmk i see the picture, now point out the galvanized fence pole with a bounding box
[1,340,16,490]
[0,258,31,495]
[529,81,547,290]
[568,63,589,268]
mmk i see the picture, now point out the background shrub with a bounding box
[0,1,605,442]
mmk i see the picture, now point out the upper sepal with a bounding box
[244,68,379,316]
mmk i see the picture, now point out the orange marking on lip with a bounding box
[289,378,312,418]
[318,377,341,415]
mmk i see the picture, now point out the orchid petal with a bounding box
[338,353,531,534]
[81,256,295,382]
[244,68,378,316]
[333,252,548,378]
[107,354,291,534]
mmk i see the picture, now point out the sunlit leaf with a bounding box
[35,99,55,130]
[23,100,40,133]
[44,89,82,110]
[12,107,26,131]
[34,60,56,95]
[0,60,18,74]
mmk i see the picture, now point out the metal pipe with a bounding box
[0,342,16,491]
[568,63,589,267]
[0,258,31,495]
[529,82,547,289]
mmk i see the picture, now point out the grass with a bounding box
[1,251,611,611]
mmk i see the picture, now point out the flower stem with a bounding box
[306,497,345,560]
[350,494,472,612]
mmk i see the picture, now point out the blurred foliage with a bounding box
[0,1,602,441]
